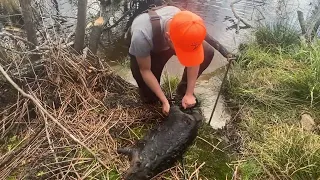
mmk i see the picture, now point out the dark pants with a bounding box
[129,41,215,103]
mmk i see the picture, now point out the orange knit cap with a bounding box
[169,11,207,67]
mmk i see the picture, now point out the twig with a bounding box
[0,64,110,170]
[0,125,45,169]
[232,165,239,180]
[0,31,35,46]
[230,0,252,33]
[0,31,74,51]
[188,162,205,180]
[40,110,65,178]
[197,136,224,153]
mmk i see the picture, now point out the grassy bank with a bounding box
[226,23,320,179]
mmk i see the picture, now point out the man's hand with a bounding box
[182,94,196,109]
[162,100,170,116]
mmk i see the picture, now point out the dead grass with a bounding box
[0,48,168,179]
[0,46,223,179]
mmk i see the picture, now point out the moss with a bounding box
[239,159,263,180]
[0,134,23,155]
[130,125,150,140]
[86,168,120,180]
[184,123,233,179]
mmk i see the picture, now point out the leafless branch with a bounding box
[230,0,253,33]
[0,64,109,170]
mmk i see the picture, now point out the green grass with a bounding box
[244,124,320,180]
[229,41,320,109]
[184,123,233,180]
[225,22,320,180]
[161,73,180,98]
[254,21,301,53]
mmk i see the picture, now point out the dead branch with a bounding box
[0,31,74,53]
[0,125,45,169]
[0,31,35,46]
[0,64,109,171]
[297,11,306,35]
[103,9,134,31]
[230,0,252,34]
[41,110,64,178]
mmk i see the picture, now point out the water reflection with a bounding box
[1,0,317,65]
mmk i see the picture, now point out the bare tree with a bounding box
[19,0,40,61]
[88,0,109,57]
[74,0,88,54]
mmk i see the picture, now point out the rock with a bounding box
[300,113,316,132]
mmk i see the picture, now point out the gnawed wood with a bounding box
[88,17,105,56]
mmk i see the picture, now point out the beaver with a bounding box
[117,105,203,180]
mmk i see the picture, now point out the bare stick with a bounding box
[0,31,74,51]
[0,32,35,46]
[188,162,205,180]
[40,110,64,178]
[0,64,109,170]
[230,0,252,33]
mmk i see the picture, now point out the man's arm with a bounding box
[181,65,199,109]
[185,65,199,96]
[136,55,168,105]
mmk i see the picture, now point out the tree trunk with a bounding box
[297,11,306,35]
[88,0,108,57]
[19,0,40,61]
[88,17,104,56]
[74,0,88,54]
